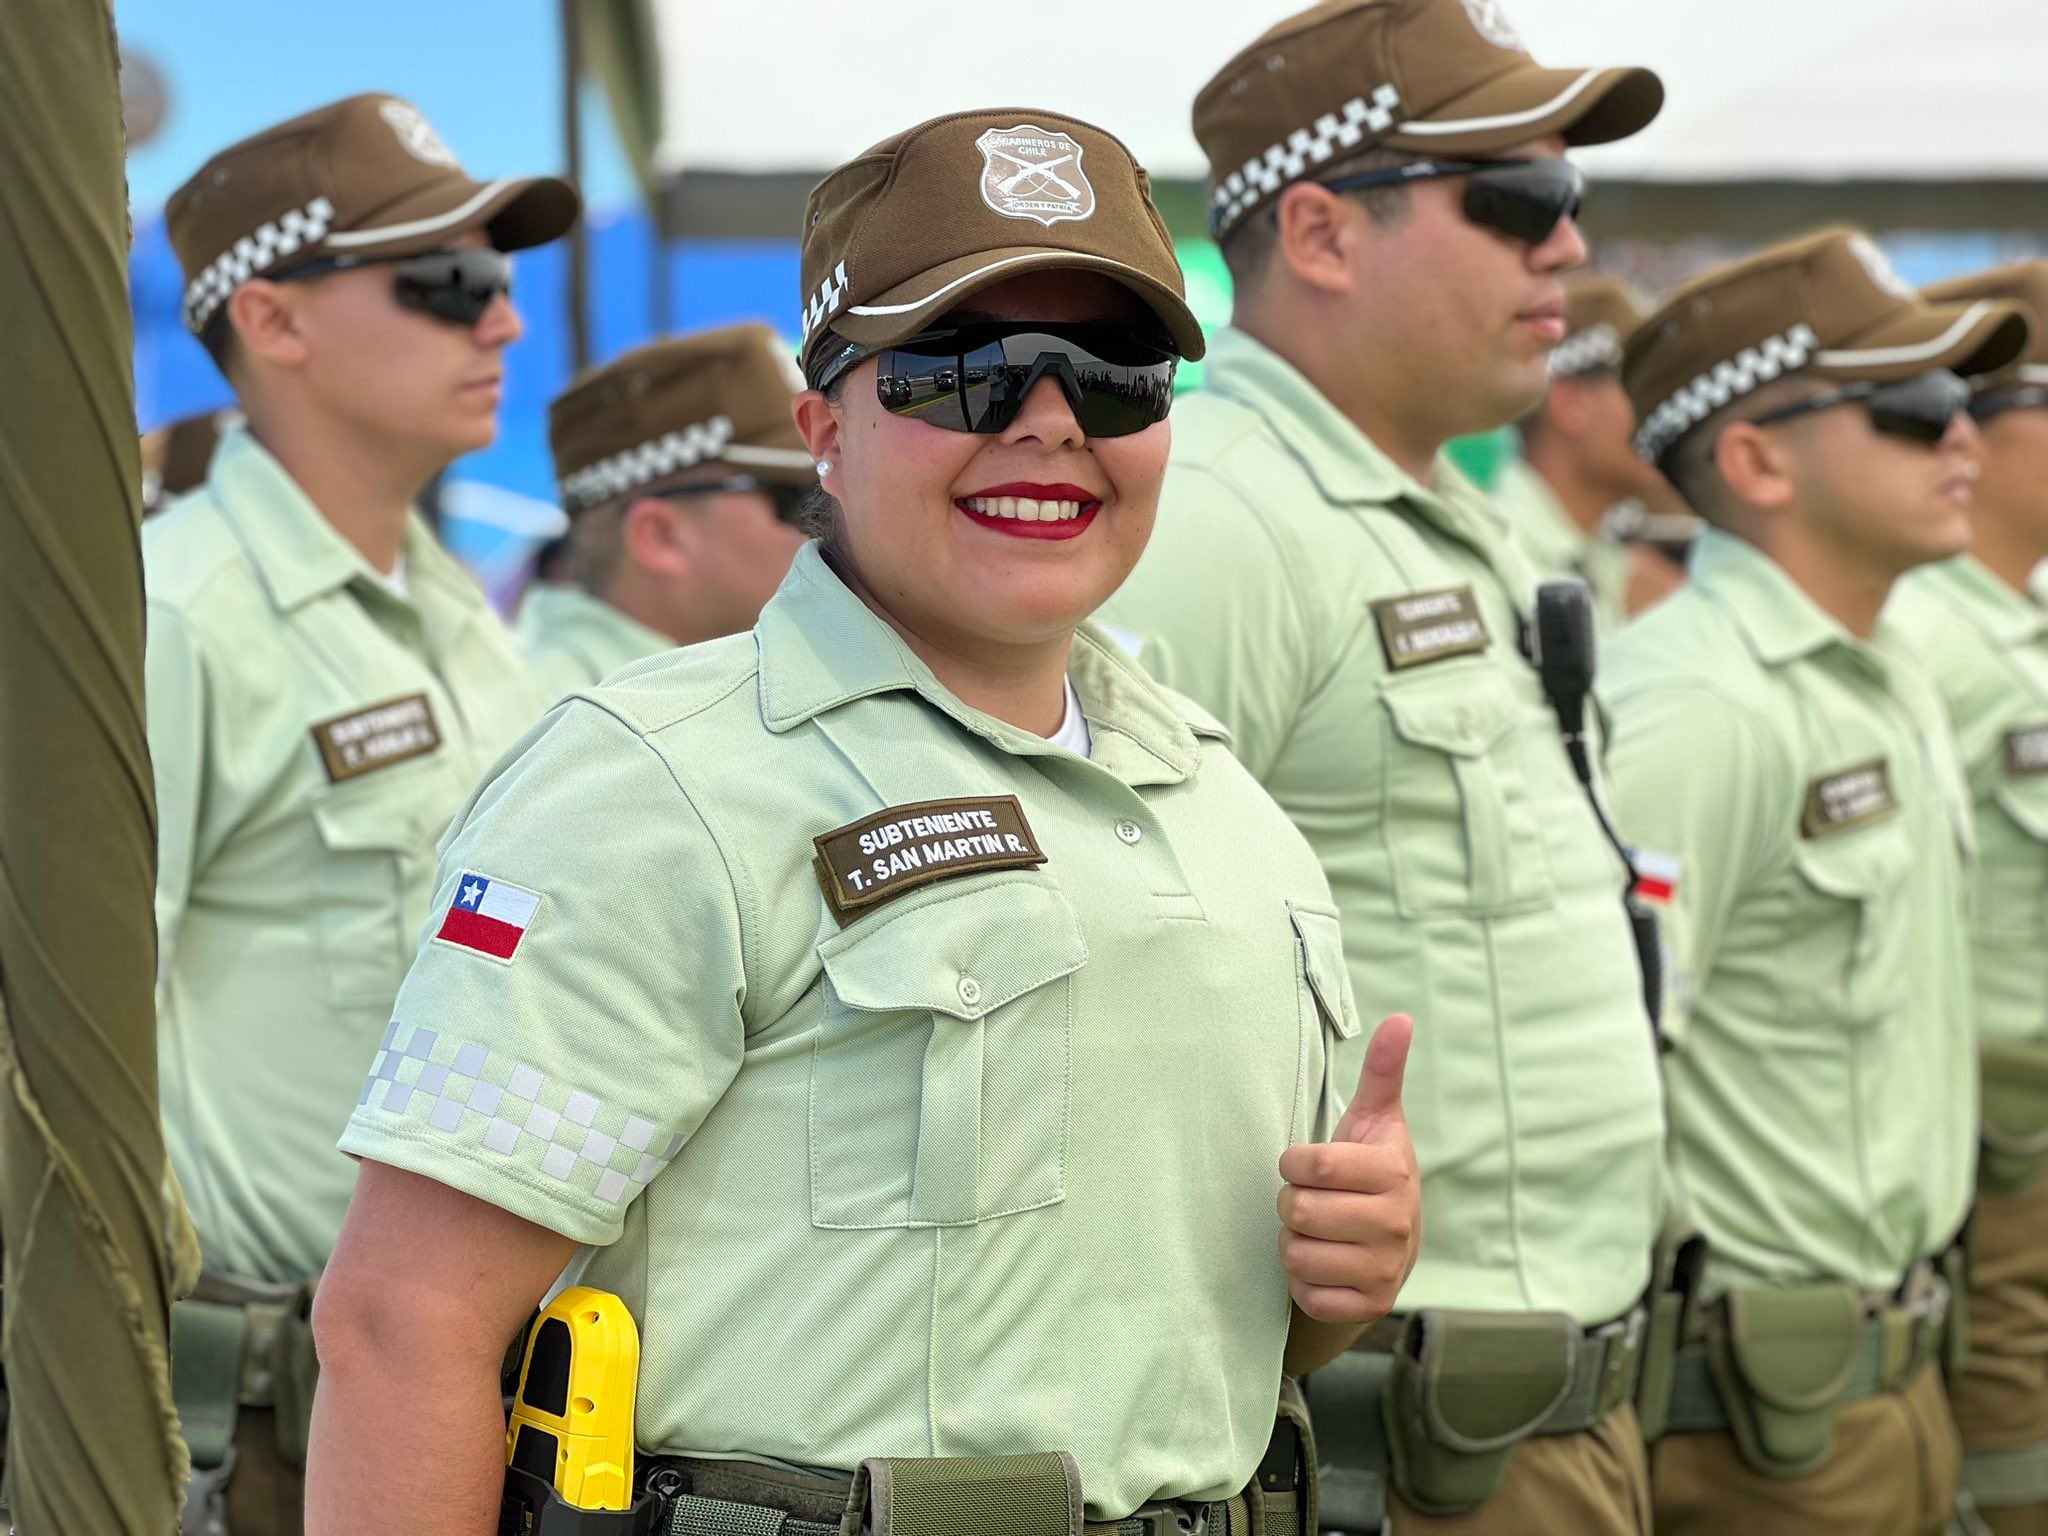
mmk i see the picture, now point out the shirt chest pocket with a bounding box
[1980,777,2048,943]
[310,767,455,1010]
[1786,820,1913,1030]
[1378,669,1556,918]
[809,876,1087,1229]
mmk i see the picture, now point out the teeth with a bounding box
[962,497,1086,522]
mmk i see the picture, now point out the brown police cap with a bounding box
[1548,274,1649,378]
[1923,262,2048,384]
[168,93,579,336]
[1625,227,2030,464]
[1196,0,1663,239]
[550,323,813,515]
[798,108,1202,383]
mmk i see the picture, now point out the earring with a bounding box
[816,459,833,475]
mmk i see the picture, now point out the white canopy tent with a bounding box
[649,0,2048,187]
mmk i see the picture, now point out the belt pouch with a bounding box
[1247,1379,1317,1536]
[1939,1245,1971,1379]
[1979,1040,2048,1193]
[1636,1231,1705,1444]
[1704,1286,1862,1479]
[848,1452,1082,1536]
[1380,1309,1576,1516]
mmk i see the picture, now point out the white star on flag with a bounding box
[460,879,485,908]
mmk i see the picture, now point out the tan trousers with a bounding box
[1652,1361,1960,1536]
[1386,1404,1649,1535]
[214,1407,303,1536]
[1954,1170,2048,1535]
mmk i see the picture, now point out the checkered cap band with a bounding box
[559,415,737,512]
[183,196,337,334]
[802,260,851,345]
[1549,323,1623,378]
[1208,85,1403,238]
[1634,324,1819,462]
[360,1021,683,1206]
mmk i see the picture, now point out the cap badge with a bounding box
[378,100,460,169]
[977,125,1095,228]
[1462,0,1527,50]
[1848,235,1914,300]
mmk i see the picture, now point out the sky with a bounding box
[117,0,638,217]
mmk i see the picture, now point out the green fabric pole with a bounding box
[0,1,197,1529]
[577,0,665,207]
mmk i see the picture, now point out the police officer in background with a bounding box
[308,102,1421,1536]
[148,93,574,1531]
[1492,273,1669,629]
[1889,260,2048,1536]
[1103,1,1667,1529]
[523,323,813,701]
[1601,228,2027,1535]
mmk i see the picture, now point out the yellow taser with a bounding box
[505,1286,640,1511]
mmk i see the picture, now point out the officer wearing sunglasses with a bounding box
[1104,2,1667,1531]
[1493,274,1673,632]
[524,323,814,704]
[147,92,576,1531]
[313,107,1423,1535]
[1888,259,2048,1536]
[1600,228,2030,1536]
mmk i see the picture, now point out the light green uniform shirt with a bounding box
[1601,529,1977,1298]
[147,429,544,1281]
[1101,326,1662,1325]
[1888,556,2048,1044]
[1491,457,1630,634]
[338,543,1355,1519]
[517,583,674,703]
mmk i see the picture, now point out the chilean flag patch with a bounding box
[1632,849,1682,907]
[434,872,541,961]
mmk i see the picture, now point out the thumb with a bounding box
[1336,1013,1412,1142]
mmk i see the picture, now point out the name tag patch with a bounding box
[2006,723,2048,777]
[813,796,1047,926]
[1372,586,1490,670]
[1801,758,1898,838]
[311,693,442,782]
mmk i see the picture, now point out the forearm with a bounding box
[1283,1305,1367,1377]
[306,1332,506,1535]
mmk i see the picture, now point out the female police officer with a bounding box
[306,108,1419,1534]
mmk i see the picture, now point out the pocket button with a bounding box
[958,974,983,1009]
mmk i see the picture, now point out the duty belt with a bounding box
[1662,1276,1950,1436]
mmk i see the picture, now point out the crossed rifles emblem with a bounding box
[986,146,1084,203]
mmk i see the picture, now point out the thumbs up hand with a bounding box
[1276,1014,1421,1325]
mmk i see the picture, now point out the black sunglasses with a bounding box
[817,321,1180,438]
[1316,157,1584,245]
[1969,384,2048,424]
[1748,369,1972,445]
[275,248,513,327]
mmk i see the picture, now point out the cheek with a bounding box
[1098,423,1170,514]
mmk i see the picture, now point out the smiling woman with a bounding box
[310,104,1420,1536]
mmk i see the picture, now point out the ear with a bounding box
[1271,183,1360,297]
[1712,419,1799,515]
[225,280,310,370]
[792,388,845,501]
[619,495,694,580]
[1543,377,1598,440]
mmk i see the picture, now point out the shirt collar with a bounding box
[520,584,673,656]
[755,543,1212,785]
[1922,555,2048,649]
[1203,325,1510,545]
[209,427,478,615]
[1690,526,1859,667]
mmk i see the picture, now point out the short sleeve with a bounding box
[1601,683,1778,1049]
[338,699,747,1245]
[1101,464,1317,783]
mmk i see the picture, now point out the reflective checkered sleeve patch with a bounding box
[347,1020,682,1215]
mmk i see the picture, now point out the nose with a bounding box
[475,290,524,347]
[998,371,1087,450]
[1941,407,1983,455]
[1532,212,1589,273]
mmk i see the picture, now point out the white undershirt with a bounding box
[363,554,410,600]
[1048,678,1092,758]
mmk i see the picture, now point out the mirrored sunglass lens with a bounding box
[1869,372,1968,442]
[394,251,510,325]
[876,329,1173,437]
